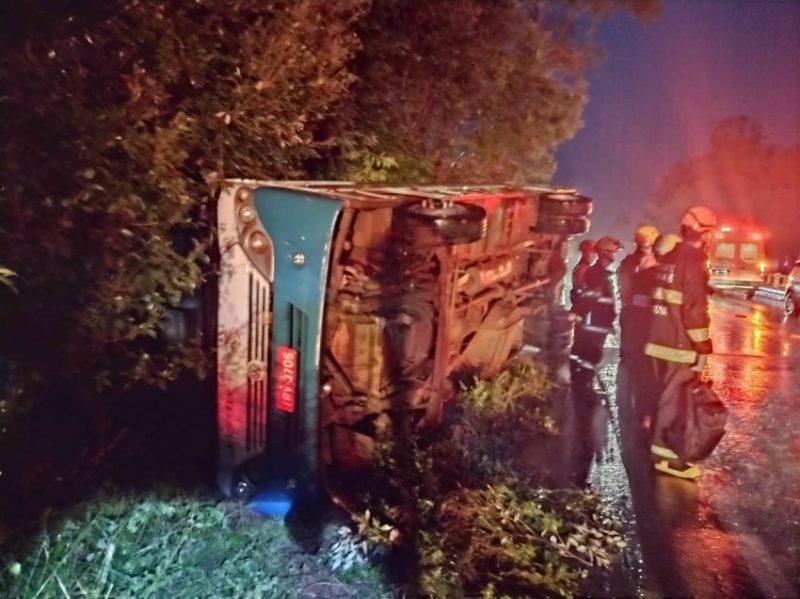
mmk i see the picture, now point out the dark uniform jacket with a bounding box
[619,250,656,308]
[575,261,616,335]
[570,259,593,309]
[644,243,712,364]
[619,251,657,361]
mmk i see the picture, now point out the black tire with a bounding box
[396,200,487,246]
[534,214,590,236]
[539,192,593,217]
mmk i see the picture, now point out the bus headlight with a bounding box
[238,204,256,224]
[248,231,269,254]
[237,187,253,202]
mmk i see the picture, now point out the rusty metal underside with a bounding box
[317,186,566,471]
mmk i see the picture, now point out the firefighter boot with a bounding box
[651,444,702,481]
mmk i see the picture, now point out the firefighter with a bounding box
[567,236,621,486]
[618,225,660,362]
[645,206,717,480]
[570,236,622,380]
[636,232,683,438]
[616,226,659,471]
[570,238,596,310]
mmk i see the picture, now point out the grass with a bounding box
[0,360,624,598]
[1,490,391,599]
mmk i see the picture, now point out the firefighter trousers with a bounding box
[617,357,649,460]
[619,305,649,363]
[570,327,607,372]
[650,357,698,459]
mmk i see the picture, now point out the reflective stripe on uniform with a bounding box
[632,293,651,307]
[651,444,679,460]
[687,327,710,342]
[652,287,684,305]
[579,324,613,334]
[596,296,615,305]
[570,354,596,370]
[644,342,697,364]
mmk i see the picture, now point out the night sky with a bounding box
[554,0,800,242]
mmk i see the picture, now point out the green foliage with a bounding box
[0,0,368,401]
[346,150,401,183]
[452,361,557,483]
[461,360,553,420]
[337,359,624,598]
[1,491,390,599]
[437,485,625,598]
[340,0,659,183]
[324,513,398,574]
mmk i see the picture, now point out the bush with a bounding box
[336,360,625,598]
[0,0,367,398]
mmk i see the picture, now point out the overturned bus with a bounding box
[215,182,592,499]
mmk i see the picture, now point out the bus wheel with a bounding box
[539,192,593,217]
[396,200,487,246]
[534,214,590,236]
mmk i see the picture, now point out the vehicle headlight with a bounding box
[237,186,253,202]
[248,231,269,254]
[238,204,256,224]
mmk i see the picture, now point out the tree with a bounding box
[338,0,660,183]
[0,0,367,400]
[647,115,800,258]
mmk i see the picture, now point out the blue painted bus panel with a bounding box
[251,188,342,484]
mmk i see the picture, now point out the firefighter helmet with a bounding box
[634,225,660,248]
[680,206,718,233]
[578,239,595,252]
[654,233,681,257]
[595,236,623,256]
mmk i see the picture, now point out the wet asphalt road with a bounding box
[573,294,800,598]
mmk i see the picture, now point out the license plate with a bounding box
[275,346,298,413]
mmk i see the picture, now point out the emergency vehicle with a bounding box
[707,224,768,291]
